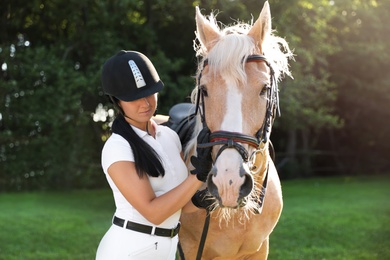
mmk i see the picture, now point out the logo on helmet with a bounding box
[128,60,146,88]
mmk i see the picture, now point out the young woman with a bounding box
[95,50,212,260]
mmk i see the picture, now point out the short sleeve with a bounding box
[101,133,134,174]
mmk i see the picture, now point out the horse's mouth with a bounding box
[207,185,247,209]
[216,197,246,209]
[207,169,253,208]
[208,188,240,209]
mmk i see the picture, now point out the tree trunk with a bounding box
[301,128,311,176]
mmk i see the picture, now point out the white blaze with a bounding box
[214,77,246,208]
[220,79,243,132]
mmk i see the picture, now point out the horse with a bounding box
[177,1,293,259]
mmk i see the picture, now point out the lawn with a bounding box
[0,189,114,260]
[0,175,388,260]
[269,175,390,260]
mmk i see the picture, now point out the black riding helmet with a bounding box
[102,50,164,102]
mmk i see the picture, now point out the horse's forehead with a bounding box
[242,62,270,112]
[202,71,230,130]
[221,78,243,132]
[203,62,269,132]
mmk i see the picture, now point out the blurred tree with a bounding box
[213,0,343,177]
[271,0,343,177]
[271,0,390,177]
[328,0,390,173]
[0,45,100,190]
[0,0,388,190]
[0,0,195,190]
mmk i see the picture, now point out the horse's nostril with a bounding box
[239,173,254,198]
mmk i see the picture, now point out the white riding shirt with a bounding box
[101,121,188,229]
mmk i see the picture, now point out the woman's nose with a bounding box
[143,97,150,106]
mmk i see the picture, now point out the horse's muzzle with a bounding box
[206,165,254,208]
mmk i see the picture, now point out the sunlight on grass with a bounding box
[0,189,114,260]
[269,175,390,260]
[0,176,389,259]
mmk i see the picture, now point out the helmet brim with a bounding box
[116,80,164,102]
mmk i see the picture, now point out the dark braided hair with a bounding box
[111,112,165,178]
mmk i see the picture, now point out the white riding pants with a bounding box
[96,224,178,260]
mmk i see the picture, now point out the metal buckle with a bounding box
[170,223,180,238]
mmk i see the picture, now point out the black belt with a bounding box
[113,216,180,238]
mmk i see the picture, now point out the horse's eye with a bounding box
[260,84,270,96]
[200,85,208,97]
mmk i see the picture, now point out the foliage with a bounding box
[270,0,390,177]
[0,0,194,190]
[0,43,104,190]
[0,0,389,190]
[328,0,390,173]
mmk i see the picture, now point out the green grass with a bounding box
[0,189,114,260]
[269,175,390,260]
[0,176,389,260]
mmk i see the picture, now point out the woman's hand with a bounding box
[191,188,216,210]
[190,127,213,182]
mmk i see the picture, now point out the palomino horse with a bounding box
[179,1,293,259]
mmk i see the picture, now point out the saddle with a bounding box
[163,103,196,150]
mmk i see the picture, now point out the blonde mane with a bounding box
[193,14,292,85]
[185,14,293,164]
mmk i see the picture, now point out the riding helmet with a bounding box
[102,50,164,102]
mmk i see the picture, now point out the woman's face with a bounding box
[119,93,157,130]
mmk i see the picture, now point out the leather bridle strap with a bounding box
[210,131,259,147]
[198,131,260,162]
[195,54,278,144]
[191,54,275,260]
[196,211,211,260]
[253,162,269,214]
[193,164,269,260]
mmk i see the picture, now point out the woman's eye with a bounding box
[200,85,208,97]
[260,84,269,96]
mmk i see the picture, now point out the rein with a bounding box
[191,54,278,260]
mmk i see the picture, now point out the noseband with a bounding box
[195,54,279,165]
[189,55,279,260]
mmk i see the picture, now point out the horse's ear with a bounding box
[195,6,221,51]
[248,1,272,51]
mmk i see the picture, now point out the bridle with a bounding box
[188,54,280,260]
[195,54,279,169]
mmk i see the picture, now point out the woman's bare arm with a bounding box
[108,161,202,225]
